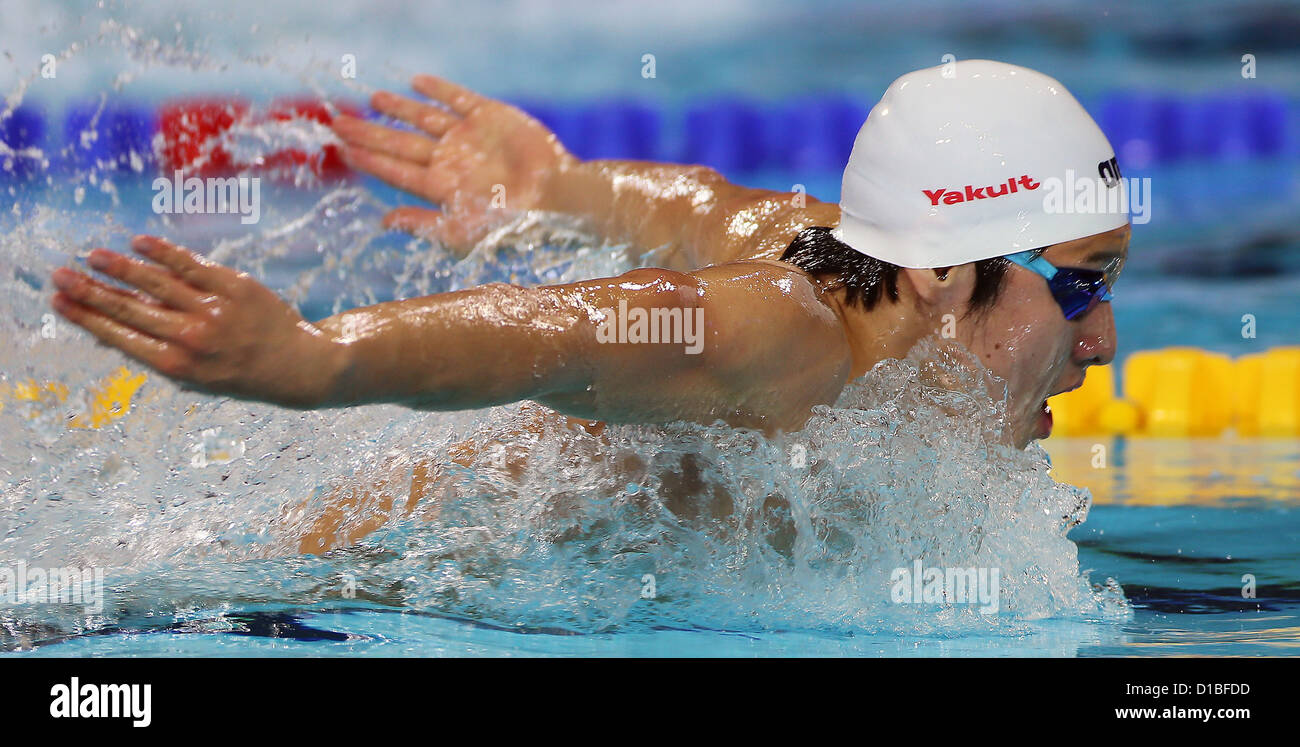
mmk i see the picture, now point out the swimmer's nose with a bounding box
[1074,301,1117,368]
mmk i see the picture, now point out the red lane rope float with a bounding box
[259,98,359,181]
[157,97,251,177]
[156,96,359,181]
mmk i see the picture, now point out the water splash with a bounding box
[292,337,1125,637]
[0,7,1127,651]
[0,195,1128,647]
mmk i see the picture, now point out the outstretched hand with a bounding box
[50,236,343,409]
[333,74,577,253]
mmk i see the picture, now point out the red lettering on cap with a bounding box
[923,175,1037,206]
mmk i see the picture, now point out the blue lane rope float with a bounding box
[1,91,1294,184]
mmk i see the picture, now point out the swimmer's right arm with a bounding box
[51,237,849,424]
[315,262,852,428]
[334,74,841,270]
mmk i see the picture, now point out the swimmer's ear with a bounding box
[900,264,975,308]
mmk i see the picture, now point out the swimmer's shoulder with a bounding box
[691,257,843,319]
[684,257,852,419]
[686,257,851,365]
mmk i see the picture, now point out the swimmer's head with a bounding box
[836,59,1130,268]
[782,223,1129,449]
[786,60,1132,448]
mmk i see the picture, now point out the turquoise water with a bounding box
[3,195,1296,654]
[2,418,1295,657]
[2,0,1299,656]
[5,506,1297,657]
[7,455,1297,657]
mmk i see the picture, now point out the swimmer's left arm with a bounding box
[332,75,578,254]
[537,160,844,269]
[334,74,843,270]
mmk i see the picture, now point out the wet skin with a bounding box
[47,75,1128,552]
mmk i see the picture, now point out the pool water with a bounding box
[5,517,1297,658]
[3,0,1299,657]
[1,429,1292,657]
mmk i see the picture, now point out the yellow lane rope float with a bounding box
[1049,346,1300,437]
[0,366,147,429]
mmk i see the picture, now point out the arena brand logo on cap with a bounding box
[922,175,1041,206]
[1041,167,1151,224]
[1098,156,1122,187]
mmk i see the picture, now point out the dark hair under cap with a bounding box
[780,226,1019,317]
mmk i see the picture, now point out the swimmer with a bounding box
[48,61,1129,548]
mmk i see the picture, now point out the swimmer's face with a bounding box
[957,224,1129,448]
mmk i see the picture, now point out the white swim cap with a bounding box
[836,60,1130,269]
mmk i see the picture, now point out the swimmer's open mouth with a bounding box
[1037,380,1081,439]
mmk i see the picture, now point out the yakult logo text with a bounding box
[923,174,1040,206]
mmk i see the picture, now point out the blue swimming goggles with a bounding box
[1004,250,1115,321]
